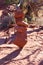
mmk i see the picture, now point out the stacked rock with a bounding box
[13,10,28,48]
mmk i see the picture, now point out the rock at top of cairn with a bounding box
[14,9,28,27]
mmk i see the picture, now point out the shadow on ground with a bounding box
[39,60,43,65]
[0,34,16,45]
[27,27,43,34]
[0,48,22,65]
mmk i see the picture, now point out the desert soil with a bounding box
[0,9,43,65]
[0,26,43,65]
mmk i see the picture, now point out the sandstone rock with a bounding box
[16,21,28,27]
[13,22,27,48]
[15,26,27,32]
[13,9,28,48]
[13,32,27,48]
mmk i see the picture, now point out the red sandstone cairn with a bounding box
[13,10,28,48]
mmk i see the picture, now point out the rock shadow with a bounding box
[39,60,43,65]
[27,26,43,34]
[0,48,22,65]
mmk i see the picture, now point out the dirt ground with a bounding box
[0,26,43,65]
[0,8,43,65]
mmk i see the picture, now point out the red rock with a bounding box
[13,25,27,48]
[14,10,24,18]
[15,26,27,32]
[13,9,28,48]
[16,21,28,27]
[13,32,27,48]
